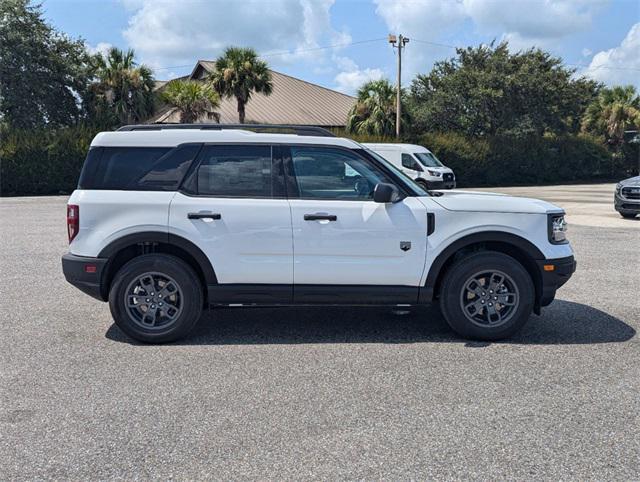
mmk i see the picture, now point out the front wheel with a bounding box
[109,254,203,343]
[620,211,637,219]
[439,251,534,340]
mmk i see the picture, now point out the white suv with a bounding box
[364,143,456,190]
[62,124,575,343]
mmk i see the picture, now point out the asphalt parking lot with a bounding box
[1,184,638,480]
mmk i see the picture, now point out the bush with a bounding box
[0,125,98,196]
[330,127,398,144]
[419,131,617,187]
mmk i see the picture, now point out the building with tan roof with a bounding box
[152,60,356,127]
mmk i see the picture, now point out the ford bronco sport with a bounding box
[62,124,576,343]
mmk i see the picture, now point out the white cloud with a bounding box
[463,0,606,45]
[122,0,349,72]
[85,42,113,57]
[582,48,593,57]
[334,65,385,94]
[374,0,466,35]
[373,0,609,80]
[583,23,640,88]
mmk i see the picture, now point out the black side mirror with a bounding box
[373,182,402,203]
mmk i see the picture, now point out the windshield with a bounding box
[414,152,443,168]
[361,148,428,196]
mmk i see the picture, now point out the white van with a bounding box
[364,143,456,190]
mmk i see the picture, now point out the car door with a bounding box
[285,145,428,295]
[169,144,293,299]
[401,153,422,180]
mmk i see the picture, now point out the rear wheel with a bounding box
[109,254,203,343]
[439,251,534,340]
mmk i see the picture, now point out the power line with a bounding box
[153,37,388,71]
[412,38,640,72]
[411,38,458,49]
[566,62,640,72]
[260,37,388,58]
[151,37,640,73]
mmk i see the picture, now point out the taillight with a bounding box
[67,204,79,243]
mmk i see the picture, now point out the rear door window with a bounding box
[135,144,202,190]
[194,145,273,197]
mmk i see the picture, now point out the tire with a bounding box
[439,251,535,341]
[415,179,429,191]
[620,211,637,219]
[109,254,203,343]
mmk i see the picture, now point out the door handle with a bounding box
[304,214,337,221]
[188,212,221,220]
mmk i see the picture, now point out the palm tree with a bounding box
[161,79,221,123]
[92,47,155,125]
[582,85,640,146]
[208,47,273,123]
[346,79,398,136]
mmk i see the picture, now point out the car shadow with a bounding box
[105,299,635,347]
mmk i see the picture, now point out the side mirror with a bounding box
[373,182,402,203]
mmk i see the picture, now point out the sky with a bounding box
[41,0,640,95]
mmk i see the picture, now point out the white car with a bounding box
[364,143,456,190]
[62,124,575,343]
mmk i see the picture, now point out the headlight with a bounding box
[548,214,568,244]
[616,184,622,193]
[427,170,442,177]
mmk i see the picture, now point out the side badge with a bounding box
[400,241,411,252]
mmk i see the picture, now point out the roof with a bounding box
[363,143,431,152]
[152,61,356,127]
[91,129,362,149]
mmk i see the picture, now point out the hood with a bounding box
[427,166,453,173]
[430,190,563,214]
[620,176,640,186]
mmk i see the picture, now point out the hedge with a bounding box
[418,131,630,187]
[1,125,635,196]
[1,125,99,196]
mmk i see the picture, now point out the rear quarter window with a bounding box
[78,145,201,191]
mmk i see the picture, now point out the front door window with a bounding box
[290,146,392,200]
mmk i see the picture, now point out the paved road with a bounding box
[474,182,640,229]
[1,189,638,480]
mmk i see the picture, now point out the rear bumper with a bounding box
[537,255,576,308]
[62,253,108,301]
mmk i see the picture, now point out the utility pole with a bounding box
[389,34,409,138]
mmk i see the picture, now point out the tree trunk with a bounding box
[238,99,246,124]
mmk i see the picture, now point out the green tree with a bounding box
[160,79,221,123]
[581,85,640,146]
[346,79,399,136]
[0,0,92,128]
[208,47,273,123]
[90,47,155,125]
[408,42,600,138]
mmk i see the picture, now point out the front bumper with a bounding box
[536,255,576,308]
[614,191,640,213]
[426,179,456,190]
[62,253,108,301]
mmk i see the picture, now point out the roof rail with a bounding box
[117,123,336,137]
